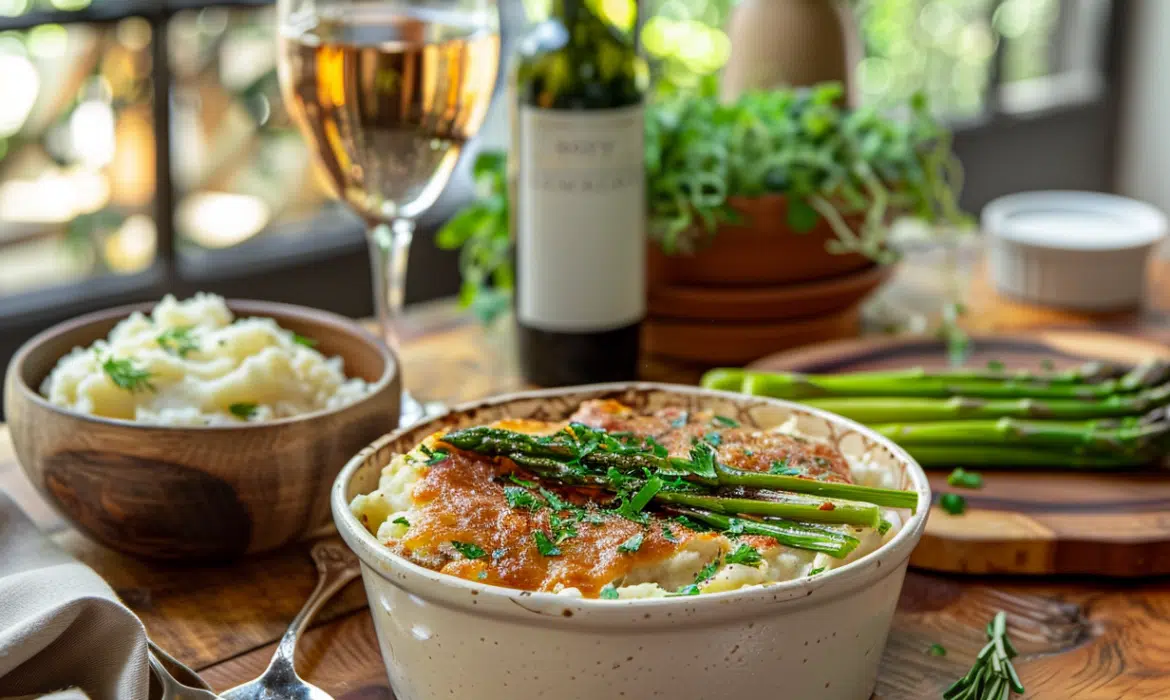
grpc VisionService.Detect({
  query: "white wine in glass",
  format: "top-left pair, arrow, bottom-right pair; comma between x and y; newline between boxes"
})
278,0 -> 500,424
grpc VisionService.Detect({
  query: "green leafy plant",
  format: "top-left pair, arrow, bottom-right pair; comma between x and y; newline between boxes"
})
438,82 -> 969,323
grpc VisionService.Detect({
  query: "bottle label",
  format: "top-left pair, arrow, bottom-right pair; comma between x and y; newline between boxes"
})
516,104 -> 645,332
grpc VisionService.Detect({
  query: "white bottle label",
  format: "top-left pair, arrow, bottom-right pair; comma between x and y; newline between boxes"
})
516,104 -> 646,333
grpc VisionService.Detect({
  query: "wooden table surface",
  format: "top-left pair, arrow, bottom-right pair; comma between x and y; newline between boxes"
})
3,246 -> 1170,699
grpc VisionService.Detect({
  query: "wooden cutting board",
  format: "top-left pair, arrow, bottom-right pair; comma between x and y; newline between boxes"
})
751,329 -> 1170,577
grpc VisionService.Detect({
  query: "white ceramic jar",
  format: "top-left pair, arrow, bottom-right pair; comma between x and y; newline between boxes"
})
983,191 -> 1167,310
333,384 -> 932,700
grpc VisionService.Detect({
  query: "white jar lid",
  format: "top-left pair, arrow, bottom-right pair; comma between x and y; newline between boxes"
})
982,191 -> 1167,310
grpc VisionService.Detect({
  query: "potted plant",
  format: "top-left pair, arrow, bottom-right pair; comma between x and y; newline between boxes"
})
438,81 -> 967,322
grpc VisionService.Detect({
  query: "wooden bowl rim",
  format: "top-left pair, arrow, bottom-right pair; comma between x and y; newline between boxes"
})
8,298 -> 399,432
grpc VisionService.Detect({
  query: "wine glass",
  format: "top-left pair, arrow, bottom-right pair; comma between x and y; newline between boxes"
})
276,0 -> 500,425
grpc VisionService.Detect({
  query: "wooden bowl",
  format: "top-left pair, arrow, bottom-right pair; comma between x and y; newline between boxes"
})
646,195 -> 875,287
3,300 -> 401,560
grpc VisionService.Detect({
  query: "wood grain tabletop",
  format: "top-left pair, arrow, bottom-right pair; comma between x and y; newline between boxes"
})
3,246 -> 1170,699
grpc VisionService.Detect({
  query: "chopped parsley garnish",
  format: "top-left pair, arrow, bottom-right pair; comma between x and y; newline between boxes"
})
450,541 -> 486,559
644,436 -> 668,458
662,526 -> 679,543
725,544 -> 762,567
509,474 -> 538,488
616,532 -> 644,554
533,530 -> 562,556
477,571 -> 488,581
878,519 -> 893,535
504,486 -> 542,511
670,584 -> 701,597
769,459 -> 801,476
156,326 -> 199,358
291,332 -> 318,347
671,411 -> 689,428
229,403 -> 258,419
703,432 -> 723,446
724,518 -> 746,536
947,468 -> 984,489
549,512 -> 579,544
809,566 -> 826,576
712,415 -> 739,427
101,358 -> 155,393
619,476 -> 663,519
392,516 -> 410,527
987,359 -> 1005,371
694,557 -> 721,583
940,493 -> 967,515
927,643 -> 947,657
539,487 -> 572,512
599,584 -> 620,600
686,440 -> 719,480
419,445 -> 450,466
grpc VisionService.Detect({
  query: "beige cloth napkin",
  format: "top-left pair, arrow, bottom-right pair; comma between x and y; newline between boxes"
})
0,490 -> 149,700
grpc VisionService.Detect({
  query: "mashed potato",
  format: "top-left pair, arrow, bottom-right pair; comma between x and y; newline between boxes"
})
352,404 -> 907,600
40,293 -> 370,425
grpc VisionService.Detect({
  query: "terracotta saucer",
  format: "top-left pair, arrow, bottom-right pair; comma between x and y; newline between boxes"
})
647,264 -> 893,322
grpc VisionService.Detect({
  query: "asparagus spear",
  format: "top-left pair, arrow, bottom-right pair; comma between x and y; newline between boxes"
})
870,411 -> 1170,456
798,381 -> 1170,423
702,360 -> 1170,401
441,425 -> 918,510
904,444 -> 1151,469
654,491 -> 882,529
667,507 -> 860,558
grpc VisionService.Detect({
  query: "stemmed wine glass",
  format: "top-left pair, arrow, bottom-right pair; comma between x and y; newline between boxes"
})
276,0 -> 500,425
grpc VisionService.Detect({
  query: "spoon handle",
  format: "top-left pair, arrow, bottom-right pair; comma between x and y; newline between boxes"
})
267,539 -> 362,677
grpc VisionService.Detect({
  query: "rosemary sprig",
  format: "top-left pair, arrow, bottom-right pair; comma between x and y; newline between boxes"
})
943,611 -> 1026,700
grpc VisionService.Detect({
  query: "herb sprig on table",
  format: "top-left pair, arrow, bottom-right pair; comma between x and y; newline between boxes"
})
438,82 -> 969,323
944,611 -> 1026,700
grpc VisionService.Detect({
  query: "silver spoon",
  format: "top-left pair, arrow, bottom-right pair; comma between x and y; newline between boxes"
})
220,539 -> 361,700
149,647 -> 223,700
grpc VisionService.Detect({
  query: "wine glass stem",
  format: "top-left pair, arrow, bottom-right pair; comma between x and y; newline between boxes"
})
368,218 -> 414,353
369,218 -> 428,425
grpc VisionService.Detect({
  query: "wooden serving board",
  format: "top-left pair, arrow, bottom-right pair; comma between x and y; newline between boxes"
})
751,329 -> 1170,577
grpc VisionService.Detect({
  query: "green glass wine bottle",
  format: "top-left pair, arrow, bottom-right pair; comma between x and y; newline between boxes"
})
511,0 -> 647,386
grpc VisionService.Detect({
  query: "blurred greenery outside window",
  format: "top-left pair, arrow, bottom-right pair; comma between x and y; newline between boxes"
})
0,0 -> 1106,302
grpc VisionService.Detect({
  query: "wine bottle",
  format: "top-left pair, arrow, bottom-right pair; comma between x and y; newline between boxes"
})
512,0 -> 646,387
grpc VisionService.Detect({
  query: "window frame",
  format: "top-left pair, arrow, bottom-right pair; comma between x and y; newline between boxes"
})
0,0 -> 1132,391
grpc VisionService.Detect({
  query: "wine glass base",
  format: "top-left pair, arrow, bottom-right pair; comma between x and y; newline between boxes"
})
398,390 -> 446,427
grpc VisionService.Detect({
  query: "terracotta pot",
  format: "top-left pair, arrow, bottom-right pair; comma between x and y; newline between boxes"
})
721,0 -> 863,105
647,195 -> 874,287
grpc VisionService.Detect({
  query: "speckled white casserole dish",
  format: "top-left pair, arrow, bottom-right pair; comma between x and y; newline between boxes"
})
332,383 -> 931,700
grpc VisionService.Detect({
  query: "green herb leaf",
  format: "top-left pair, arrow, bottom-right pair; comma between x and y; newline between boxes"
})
878,519 -> 893,536
533,530 -> 562,557
725,544 -> 763,567
703,432 -> 723,446
724,518 -> 746,536
809,566 -> 826,576
509,474 -> 538,488
600,584 -> 620,600
694,557 -> 722,584
450,541 -> 486,559
156,326 -> 199,358
712,415 -> 739,428
504,486 -> 542,511
101,358 -> 155,393
229,403 -> 258,419
291,333 -> 318,348
947,468 -> 984,489
621,477 -> 663,518
940,493 -> 967,516
421,447 -> 450,466
539,487 -> 573,512
644,436 -> 668,458
686,440 -> 719,480
769,458 -> 800,476
662,526 -> 679,543
670,584 -> 701,597
392,516 -> 410,527
617,533 -> 644,554
927,643 -> 947,657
